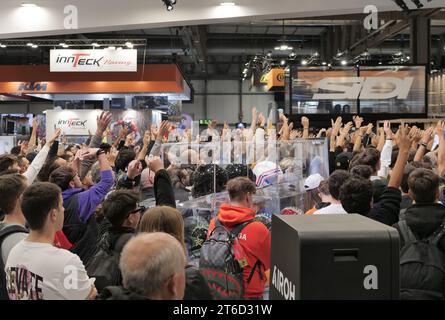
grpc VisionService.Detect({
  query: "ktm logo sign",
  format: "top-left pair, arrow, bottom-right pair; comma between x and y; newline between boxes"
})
313,77 -> 414,100
18,82 -> 48,91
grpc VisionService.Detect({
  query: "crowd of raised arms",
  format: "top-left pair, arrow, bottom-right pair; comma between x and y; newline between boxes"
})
0,106 -> 444,300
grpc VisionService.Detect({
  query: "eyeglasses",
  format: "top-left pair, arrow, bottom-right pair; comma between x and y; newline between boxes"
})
129,205 -> 146,215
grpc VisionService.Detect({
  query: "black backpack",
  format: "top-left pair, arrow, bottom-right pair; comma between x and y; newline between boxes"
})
85,233 -> 132,294
0,225 -> 28,300
398,219 -> 445,300
199,219 -> 261,300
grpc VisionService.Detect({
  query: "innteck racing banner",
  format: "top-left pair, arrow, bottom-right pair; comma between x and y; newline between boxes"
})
50,49 -> 137,72
46,109 -> 102,136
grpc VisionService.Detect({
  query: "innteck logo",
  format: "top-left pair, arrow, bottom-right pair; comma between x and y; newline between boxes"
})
55,52 -> 133,69
271,266 -> 296,300
313,77 -> 414,100
56,53 -> 103,67
58,118 -> 87,128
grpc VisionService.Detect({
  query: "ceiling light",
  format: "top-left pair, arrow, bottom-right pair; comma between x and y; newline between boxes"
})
0,45 -> 6,48
108,46 -> 116,50
301,59 -> 308,66
62,45 -> 69,48
322,62 -> 327,66
341,60 -> 348,66
220,2 -> 236,6
59,43 -> 65,46
378,61 -> 383,65
27,43 -> 33,47
280,60 -> 286,66
116,47 -> 123,51
267,52 -> 272,57
125,42 -> 133,48
21,3 -> 38,7
92,43 -> 100,47
162,0 -> 176,11
31,45 -> 38,48
327,63 -> 332,67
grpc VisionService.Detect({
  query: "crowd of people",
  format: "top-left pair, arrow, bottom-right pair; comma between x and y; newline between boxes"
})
0,107 -> 444,300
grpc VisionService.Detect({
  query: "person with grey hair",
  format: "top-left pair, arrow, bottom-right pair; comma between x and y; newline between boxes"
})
100,232 -> 187,300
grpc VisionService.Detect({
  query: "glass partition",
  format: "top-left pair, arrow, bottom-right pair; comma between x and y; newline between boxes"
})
160,138 -> 329,266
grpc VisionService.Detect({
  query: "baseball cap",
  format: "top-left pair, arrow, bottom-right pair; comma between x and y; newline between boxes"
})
335,152 -> 353,171
304,173 -> 324,191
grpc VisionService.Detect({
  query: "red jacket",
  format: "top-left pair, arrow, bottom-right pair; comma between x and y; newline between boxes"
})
207,204 -> 271,299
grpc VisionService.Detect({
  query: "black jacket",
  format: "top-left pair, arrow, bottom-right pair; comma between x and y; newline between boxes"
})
154,169 -> 176,208
393,203 -> 445,252
184,265 -> 213,300
368,187 -> 402,226
100,286 -> 148,300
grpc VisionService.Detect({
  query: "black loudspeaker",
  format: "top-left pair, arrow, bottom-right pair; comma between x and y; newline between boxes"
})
274,92 -> 285,102
270,214 -> 400,300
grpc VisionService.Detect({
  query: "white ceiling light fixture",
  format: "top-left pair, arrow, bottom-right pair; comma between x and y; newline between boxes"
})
108,46 -> 116,50
341,60 -> 348,66
31,44 -> 38,48
125,42 -> 134,49
301,59 -> 308,66
21,3 -> 38,8
92,43 -> 100,48
116,47 -> 123,51
220,2 -> 236,6
27,43 -> 33,46
322,62 -> 327,66
0,44 -> 6,48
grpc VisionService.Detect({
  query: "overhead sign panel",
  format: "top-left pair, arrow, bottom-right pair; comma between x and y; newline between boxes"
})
50,49 -> 137,72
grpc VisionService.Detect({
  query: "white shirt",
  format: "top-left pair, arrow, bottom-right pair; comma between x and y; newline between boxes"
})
5,240 -> 93,300
314,204 -> 347,215
22,145 -> 50,183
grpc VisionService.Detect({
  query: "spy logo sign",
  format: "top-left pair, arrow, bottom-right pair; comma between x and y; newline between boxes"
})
18,82 -> 48,91
313,77 -> 414,100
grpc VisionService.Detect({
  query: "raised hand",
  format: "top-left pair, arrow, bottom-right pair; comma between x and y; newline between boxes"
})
383,120 -> 393,140
366,123 -> 374,135
421,126 -> 434,144
48,128 -> 62,145
125,132 -> 135,146
143,130 -> 151,146
127,160 -> 142,180
397,124 -> 413,152
301,116 -> 309,129
145,155 -> 164,173
353,115 -> 363,128
96,111 -> 112,135
158,120 -> 170,140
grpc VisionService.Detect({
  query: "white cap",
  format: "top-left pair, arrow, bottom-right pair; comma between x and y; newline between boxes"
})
304,173 -> 324,191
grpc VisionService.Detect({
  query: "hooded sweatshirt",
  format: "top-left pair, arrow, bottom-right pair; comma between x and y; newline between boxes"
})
394,203 -> 445,252
62,170 -> 114,223
207,204 -> 271,299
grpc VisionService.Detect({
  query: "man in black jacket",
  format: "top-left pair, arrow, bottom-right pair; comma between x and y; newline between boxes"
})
88,190 -> 142,293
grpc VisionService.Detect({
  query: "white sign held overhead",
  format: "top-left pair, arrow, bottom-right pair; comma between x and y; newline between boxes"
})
50,49 -> 137,72
46,109 -> 102,137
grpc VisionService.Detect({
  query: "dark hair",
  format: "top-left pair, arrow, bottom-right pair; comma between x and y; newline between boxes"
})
115,148 -> 136,173
390,147 -> 399,168
102,190 -> 140,227
0,168 -> 20,176
225,164 -> 256,182
49,166 -> 76,191
38,156 -> 63,182
340,178 -> 373,216
227,177 -> 256,202
350,148 -> 380,172
350,165 -> 372,180
0,174 -> 27,214
408,168 -> 440,203
26,151 -> 38,163
192,164 -> 228,198
401,164 -> 416,194
10,146 -> 21,156
328,170 -> 351,200
21,182 -> 61,230
0,155 -> 18,173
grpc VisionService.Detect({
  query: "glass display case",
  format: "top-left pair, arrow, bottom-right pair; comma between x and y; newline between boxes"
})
160,138 -> 329,266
